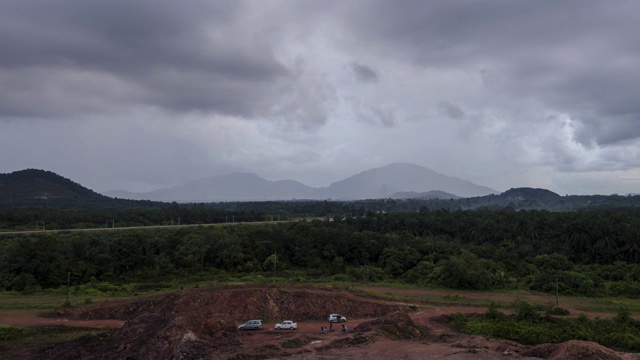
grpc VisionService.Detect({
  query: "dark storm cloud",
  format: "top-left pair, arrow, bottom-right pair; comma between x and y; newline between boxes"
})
338,0 -> 640,147
348,62 -> 378,83
439,102 -> 465,120
0,0 -> 330,123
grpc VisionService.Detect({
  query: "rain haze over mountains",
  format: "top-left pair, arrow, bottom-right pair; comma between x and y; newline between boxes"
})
104,163 -> 496,202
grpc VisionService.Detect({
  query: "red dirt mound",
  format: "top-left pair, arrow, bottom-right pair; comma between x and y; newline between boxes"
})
37,285 -> 410,359
55,286 -> 409,322
354,311 -> 426,340
54,295 -> 167,320
524,340 -> 626,360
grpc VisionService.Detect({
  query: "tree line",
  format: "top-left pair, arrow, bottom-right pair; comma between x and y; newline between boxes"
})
1,208 -> 640,297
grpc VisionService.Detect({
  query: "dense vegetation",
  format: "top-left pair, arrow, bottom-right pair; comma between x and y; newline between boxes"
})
0,203 -> 268,231
451,301 -> 640,352
2,208 -> 640,299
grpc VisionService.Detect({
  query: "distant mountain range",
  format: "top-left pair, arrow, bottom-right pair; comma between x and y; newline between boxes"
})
103,163 -> 497,202
2,167 -> 638,211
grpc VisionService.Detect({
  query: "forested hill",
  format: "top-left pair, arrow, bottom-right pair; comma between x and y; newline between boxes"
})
0,169 -> 163,210
0,169 -> 104,200
499,187 -> 561,201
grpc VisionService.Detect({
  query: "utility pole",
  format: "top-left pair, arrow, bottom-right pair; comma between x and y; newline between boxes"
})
66,271 -> 71,305
556,276 -> 560,307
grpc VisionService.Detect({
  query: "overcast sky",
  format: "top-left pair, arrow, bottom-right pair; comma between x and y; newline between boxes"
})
1,0 -> 639,195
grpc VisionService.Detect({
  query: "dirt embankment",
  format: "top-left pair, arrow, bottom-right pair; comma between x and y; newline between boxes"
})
26,285 -> 640,360
37,286 -> 411,359
55,286 -> 410,322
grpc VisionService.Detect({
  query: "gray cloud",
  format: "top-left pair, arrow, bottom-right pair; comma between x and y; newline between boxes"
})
348,61 -> 378,83
0,0 -> 334,126
348,97 -> 397,127
1,0 -> 640,196
439,102 -> 465,120
337,0 -> 640,147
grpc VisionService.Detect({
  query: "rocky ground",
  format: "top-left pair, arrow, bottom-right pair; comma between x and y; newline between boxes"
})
3,285 -> 640,360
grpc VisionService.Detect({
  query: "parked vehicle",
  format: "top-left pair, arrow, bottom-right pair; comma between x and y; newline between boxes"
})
274,320 -> 297,330
327,314 -> 347,322
238,319 -> 263,330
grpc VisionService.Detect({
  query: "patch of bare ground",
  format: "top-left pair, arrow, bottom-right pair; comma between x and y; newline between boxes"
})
524,340 -> 636,360
5,285 -> 639,360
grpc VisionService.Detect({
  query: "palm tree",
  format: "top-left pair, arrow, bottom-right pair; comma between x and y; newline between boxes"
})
592,224 -> 618,263
621,227 -> 640,263
567,221 -> 592,254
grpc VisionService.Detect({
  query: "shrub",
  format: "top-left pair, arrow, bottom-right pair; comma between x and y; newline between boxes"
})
614,307 -> 632,324
546,306 -> 570,316
608,281 -> 640,298
485,302 -> 504,319
132,282 -> 172,292
450,311 -> 640,352
512,299 -> 540,321
0,325 -> 31,341
92,282 -> 122,294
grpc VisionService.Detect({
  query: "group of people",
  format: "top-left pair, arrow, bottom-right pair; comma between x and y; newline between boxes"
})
321,323 -> 348,333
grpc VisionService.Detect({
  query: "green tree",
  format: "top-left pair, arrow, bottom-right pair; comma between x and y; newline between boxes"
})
436,250 -> 497,290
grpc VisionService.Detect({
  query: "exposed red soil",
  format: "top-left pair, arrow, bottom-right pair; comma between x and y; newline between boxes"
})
3,285 -> 639,360
524,340 -> 630,360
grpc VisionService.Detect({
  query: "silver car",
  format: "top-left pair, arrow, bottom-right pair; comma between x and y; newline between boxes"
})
238,319 -> 263,330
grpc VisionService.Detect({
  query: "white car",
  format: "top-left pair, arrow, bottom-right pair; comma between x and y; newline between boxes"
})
327,314 -> 347,323
275,320 -> 297,330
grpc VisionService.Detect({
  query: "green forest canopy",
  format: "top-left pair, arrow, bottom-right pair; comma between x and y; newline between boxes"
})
2,208 -> 640,298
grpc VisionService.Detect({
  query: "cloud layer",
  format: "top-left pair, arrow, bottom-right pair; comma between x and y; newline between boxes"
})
1,0 -> 639,195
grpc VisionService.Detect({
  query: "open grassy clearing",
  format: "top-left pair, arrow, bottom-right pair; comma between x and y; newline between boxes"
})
0,292 -> 160,311
353,283 -> 640,318
567,296 -> 640,315
0,325 -> 117,360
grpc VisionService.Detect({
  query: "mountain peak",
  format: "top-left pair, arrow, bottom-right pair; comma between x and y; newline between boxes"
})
327,163 -> 496,199
0,168 -> 104,200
